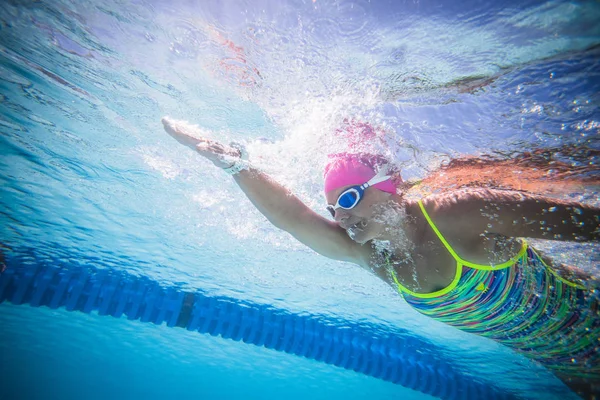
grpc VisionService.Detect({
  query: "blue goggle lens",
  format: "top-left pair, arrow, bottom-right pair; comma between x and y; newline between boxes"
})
338,190 -> 359,208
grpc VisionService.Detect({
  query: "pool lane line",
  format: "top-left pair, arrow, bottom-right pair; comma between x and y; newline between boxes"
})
0,253 -> 518,400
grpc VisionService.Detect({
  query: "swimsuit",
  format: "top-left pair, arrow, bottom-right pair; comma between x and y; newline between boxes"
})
391,201 -> 599,379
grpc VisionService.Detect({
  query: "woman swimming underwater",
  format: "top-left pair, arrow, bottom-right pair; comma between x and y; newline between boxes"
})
161,117 -> 599,399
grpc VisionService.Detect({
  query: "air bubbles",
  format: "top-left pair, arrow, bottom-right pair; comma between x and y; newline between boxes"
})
167,20 -> 207,59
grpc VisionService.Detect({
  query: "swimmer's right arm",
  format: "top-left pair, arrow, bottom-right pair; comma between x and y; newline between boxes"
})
161,117 -> 370,267
232,168 -> 370,264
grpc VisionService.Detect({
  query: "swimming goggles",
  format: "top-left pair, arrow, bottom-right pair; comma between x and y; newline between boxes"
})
326,168 -> 392,217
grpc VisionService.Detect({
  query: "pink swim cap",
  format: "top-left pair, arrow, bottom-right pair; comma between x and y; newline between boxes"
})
323,153 -> 398,194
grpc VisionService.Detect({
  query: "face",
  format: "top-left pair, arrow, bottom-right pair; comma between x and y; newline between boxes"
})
325,185 -> 392,244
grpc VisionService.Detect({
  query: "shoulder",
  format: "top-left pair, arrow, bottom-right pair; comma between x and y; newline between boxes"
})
417,188 -> 527,237
420,188 -> 528,213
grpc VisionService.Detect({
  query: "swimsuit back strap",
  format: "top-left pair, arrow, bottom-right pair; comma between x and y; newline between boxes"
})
418,200 -> 464,264
417,200 -> 527,270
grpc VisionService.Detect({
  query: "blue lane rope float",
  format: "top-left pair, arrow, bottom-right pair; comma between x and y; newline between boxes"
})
0,252 -> 518,400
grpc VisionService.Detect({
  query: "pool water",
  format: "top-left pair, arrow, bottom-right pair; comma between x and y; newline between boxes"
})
0,0 -> 598,399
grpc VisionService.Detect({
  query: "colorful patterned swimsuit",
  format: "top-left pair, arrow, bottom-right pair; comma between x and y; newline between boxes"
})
391,201 -> 599,379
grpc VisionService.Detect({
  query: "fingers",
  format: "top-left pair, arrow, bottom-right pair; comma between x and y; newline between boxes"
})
195,143 -> 238,168
196,141 -> 230,156
195,142 -> 217,154
196,141 -> 243,168
161,116 -> 180,135
161,116 -> 206,150
161,117 -> 241,166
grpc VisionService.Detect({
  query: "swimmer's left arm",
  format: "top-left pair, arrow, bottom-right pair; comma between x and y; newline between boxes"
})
443,189 -> 600,242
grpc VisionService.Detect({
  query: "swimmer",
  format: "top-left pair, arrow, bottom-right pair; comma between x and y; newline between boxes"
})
161,117 -> 600,399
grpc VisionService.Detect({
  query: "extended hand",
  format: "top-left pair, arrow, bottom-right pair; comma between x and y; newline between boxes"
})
161,117 -> 241,168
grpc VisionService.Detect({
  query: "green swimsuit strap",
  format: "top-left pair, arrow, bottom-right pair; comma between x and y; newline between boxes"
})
392,201 -> 530,299
417,200 -> 527,270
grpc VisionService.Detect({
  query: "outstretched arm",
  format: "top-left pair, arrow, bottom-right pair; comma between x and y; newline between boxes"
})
161,117 -> 370,266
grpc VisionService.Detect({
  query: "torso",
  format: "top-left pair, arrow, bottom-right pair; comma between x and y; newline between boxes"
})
373,196 -> 598,380
397,243 -> 598,380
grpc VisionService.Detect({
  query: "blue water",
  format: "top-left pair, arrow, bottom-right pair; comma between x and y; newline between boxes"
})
0,0 -> 599,399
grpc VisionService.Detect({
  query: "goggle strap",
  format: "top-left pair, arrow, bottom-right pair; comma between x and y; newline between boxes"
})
362,172 -> 392,189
